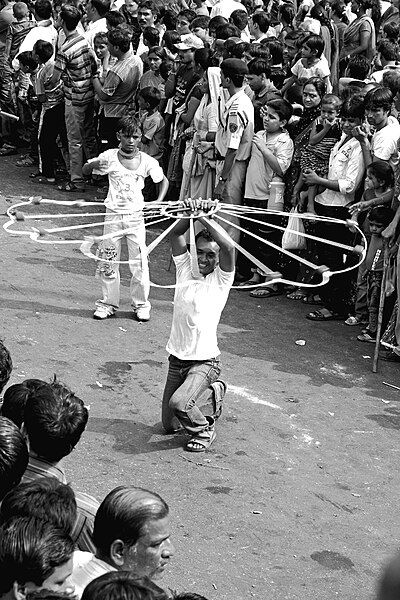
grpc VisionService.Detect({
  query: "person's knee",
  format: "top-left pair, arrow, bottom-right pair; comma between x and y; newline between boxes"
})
169,390 -> 188,415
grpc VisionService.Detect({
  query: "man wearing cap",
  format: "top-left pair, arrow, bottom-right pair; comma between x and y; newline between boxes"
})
212,58 -> 254,242
165,34 -> 204,112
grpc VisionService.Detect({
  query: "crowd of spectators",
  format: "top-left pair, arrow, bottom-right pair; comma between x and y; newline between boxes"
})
0,0 -> 399,355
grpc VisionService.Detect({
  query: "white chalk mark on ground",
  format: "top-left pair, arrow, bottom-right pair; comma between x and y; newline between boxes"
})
229,385 -> 282,410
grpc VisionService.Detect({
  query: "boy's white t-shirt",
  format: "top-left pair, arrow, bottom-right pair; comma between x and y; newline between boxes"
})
92,149 -> 163,213
166,252 -> 234,361
371,116 -> 400,171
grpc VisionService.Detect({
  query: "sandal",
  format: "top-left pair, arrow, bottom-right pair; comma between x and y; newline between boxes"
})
249,287 -> 282,298
57,182 -> 86,192
35,176 -> 56,184
237,278 -> 261,288
302,294 -> 322,305
16,156 -> 36,167
306,308 -> 343,321
287,289 -> 306,300
186,427 -> 216,452
0,145 -> 17,156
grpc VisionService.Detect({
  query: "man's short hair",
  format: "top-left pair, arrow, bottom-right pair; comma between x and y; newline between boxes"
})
143,25 -> 159,45
94,31 -> 108,45
105,10 -> 126,28
267,98 -> 293,123
341,94 -> 365,119
107,24 -> 133,52
93,487 -> 169,556
364,86 -> 393,112
0,340 -> 12,394
178,8 -> 196,22
23,379 -> 89,463
383,20 -> 399,43
247,57 -> 270,77
346,54 -> 370,80
81,572 -> 169,600
33,40 -> 53,62
139,86 -> 161,109
138,1 -> 159,18
60,4 -> 82,30
230,9 -> 248,31
117,114 -> 141,135
1,477 -> 77,536
189,15 -> 210,31
382,70 -> 400,97
1,382 -> 30,428
90,0 -> 110,17
0,517 -> 74,595
195,229 -> 215,244
215,23 -> 240,39
251,11 -> 270,33
34,0 -> 52,19
0,417 -> 28,501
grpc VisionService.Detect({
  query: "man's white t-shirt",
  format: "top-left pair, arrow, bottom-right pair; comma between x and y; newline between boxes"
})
371,116 -> 400,171
166,252 -> 234,360
92,149 -> 163,213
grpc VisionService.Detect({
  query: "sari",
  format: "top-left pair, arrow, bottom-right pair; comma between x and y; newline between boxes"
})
341,15 -> 376,61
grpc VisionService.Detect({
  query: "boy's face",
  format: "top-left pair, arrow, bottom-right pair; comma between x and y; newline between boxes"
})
368,220 -> 385,235
283,39 -> 297,63
94,41 -> 107,59
321,103 -> 339,123
262,106 -> 284,133
341,115 -> 362,136
176,16 -> 191,34
246,72 -> 264,92
365,106 -> 389,129
178,48 -> 194,63
25,558 -> 74,595
117,128 -> 141,153
124,0 -> 138,16
148,54 -> 162,71
191,26 -> 207,41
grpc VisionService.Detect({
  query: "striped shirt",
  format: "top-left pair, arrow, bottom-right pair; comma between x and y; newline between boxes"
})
6,20 -> 36,60
55,31 -> 96,106
35,60 -> 64,111
101,50 -> 142,118
22,455 -> 99,553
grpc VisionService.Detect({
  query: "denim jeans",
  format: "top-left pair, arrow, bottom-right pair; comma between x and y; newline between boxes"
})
65,100 -> 97,185
162,355 -> 221,435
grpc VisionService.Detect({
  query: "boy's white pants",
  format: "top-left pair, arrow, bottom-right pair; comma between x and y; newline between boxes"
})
95,210 -> 151,311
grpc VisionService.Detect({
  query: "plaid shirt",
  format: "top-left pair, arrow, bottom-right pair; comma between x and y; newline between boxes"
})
22,455 -> 98,553
54,31 -> 96,106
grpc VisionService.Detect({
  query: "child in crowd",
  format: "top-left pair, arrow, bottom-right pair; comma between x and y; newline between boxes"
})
4,2 -> 36,62
189,16 -> 211,44
242,99 -> 294,291
293,94 -> 342,213
16,50 -> 39,161
138,86 -> 165,161
82,115 -> 168,322
282,33 -> 332,94
93,31 -> 109,81
33,39 -> 67,184
357,205 -> 394,342
139,46 -> 166,95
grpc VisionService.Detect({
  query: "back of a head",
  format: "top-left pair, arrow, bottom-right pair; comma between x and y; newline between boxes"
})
60,4 -> 82,30
34,0 -> 52,19
0,516 -> 74,596
82,572 -> 169,600
2,382 -> 30,428
108,23 -> 133,52
1,477 -> 77,535
93,487 -> 169,556
252,11 -> 269,33
0,340 -> 12,394
24,379 -> 88,463
378,553 -> 400,600
0,417 -> 28,501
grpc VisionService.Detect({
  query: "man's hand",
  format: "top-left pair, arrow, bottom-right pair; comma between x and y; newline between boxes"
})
197,141 -> 213,154
303,169 -> 321,186
183,198 -> 218,214
351,124 -> 368,143
348,200 -> 369,215
382,221 -> 397,244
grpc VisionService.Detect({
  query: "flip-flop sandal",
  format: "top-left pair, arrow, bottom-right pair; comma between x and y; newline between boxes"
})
249,287 -> 282,298
35,176 -> 56,184
302,294 -> 323,305
306,309 -> 343,321
211,380 -> 227,419
237,279 -> 261,288
57,182 -> 86,192
186,428 -> 216,452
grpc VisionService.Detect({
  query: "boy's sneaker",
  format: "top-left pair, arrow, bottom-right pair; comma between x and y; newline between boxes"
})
135,306 -> 150,322
357,330 -> 376,343
93,305 -> 115,320
345,316 -> 368,326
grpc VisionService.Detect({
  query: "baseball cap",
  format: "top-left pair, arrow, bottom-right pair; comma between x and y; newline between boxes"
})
175,33 -> 204,50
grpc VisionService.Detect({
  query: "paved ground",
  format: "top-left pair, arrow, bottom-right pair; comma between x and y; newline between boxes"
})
1,156 -> 400,600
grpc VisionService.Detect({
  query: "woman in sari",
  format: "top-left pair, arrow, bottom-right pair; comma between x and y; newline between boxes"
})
179,67 -> 224,201
340,0 -> 377,73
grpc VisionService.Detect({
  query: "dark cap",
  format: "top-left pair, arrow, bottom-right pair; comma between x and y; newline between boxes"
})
220,57 -> 249,77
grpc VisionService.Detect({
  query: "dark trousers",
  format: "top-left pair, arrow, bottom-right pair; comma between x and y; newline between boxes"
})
39,103 -> 67,178
314,202 -> 354,315
367,270 -> 383,334
99,114 -> 119,150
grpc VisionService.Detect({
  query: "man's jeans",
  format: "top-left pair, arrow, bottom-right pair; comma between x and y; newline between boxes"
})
65,100 -> 97,185
162,355 -> 221,435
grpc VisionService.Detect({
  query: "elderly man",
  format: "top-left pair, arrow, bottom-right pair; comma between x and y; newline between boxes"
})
71,486 -> 175,597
